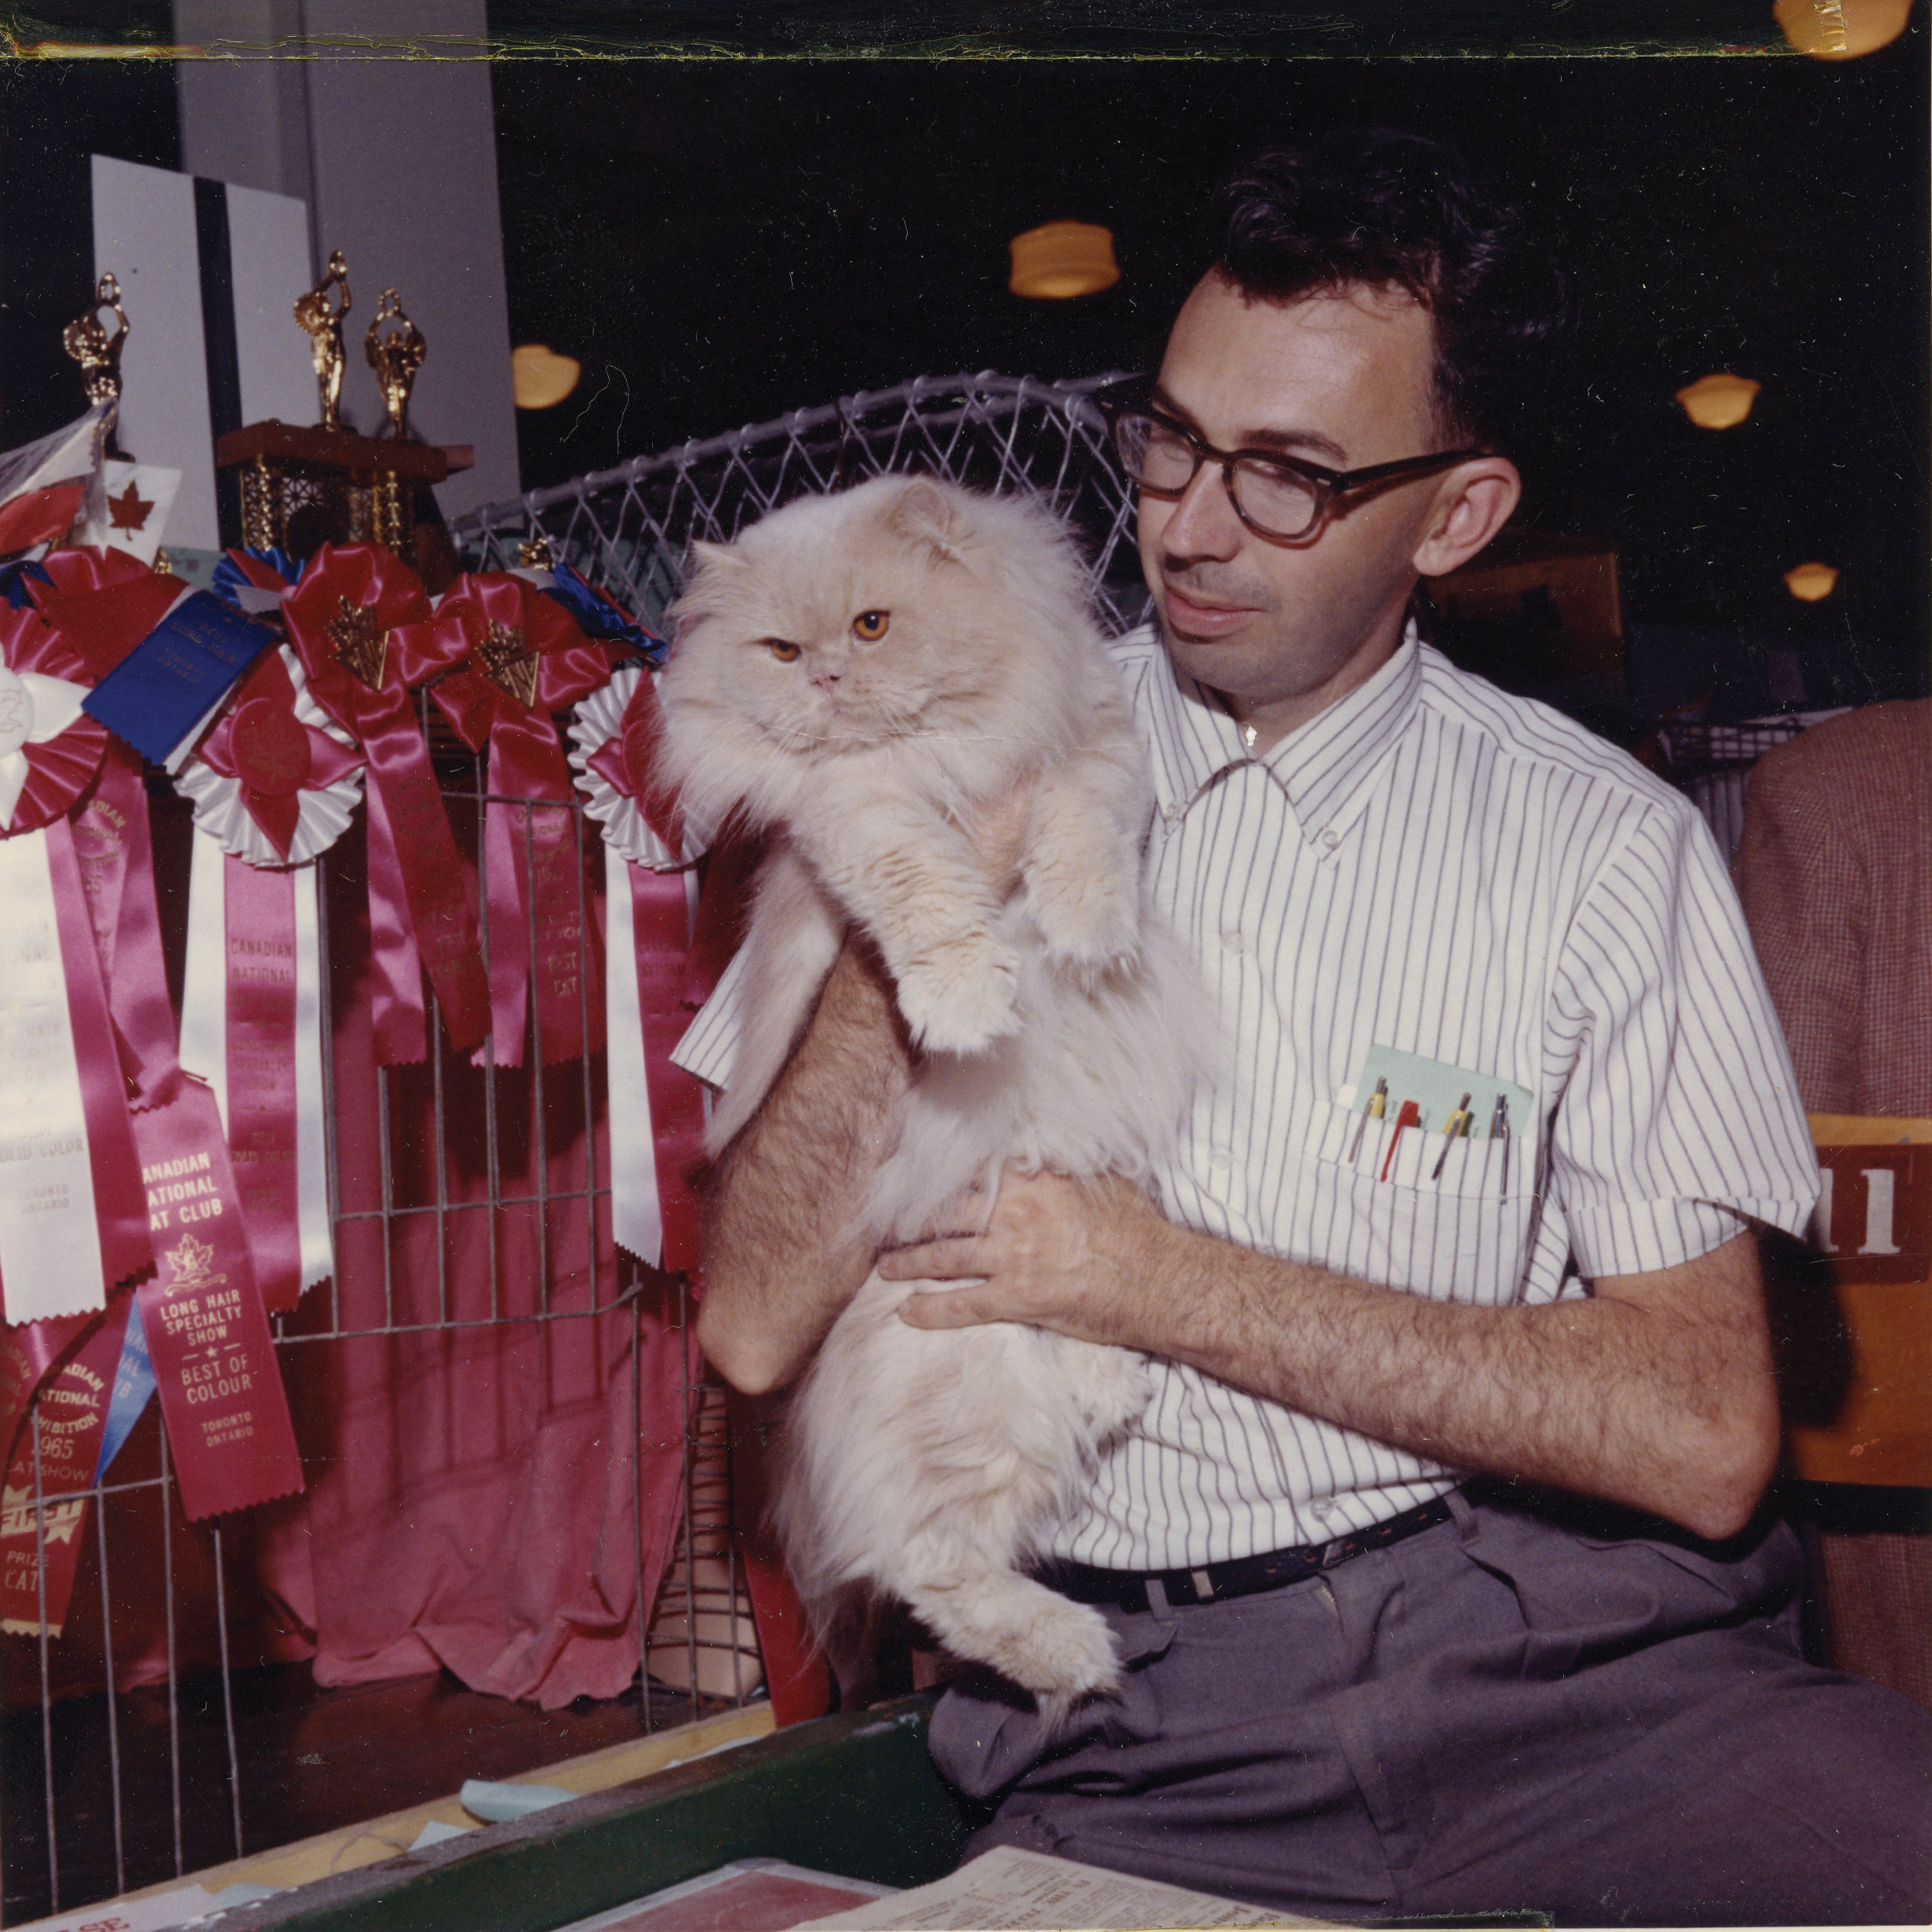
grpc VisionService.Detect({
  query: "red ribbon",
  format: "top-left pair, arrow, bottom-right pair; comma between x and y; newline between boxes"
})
0,1297 -> 129,1638
192,647 -> 363,862
428,573 -> 611,1066
132,1080 -> 304,1522
0,816 -> 155,1327
283,544 -> 490,1061
222,859 -> 303,1314
0,581 -> 112,837
0,482 -> 84,556
29,546 -> 187,681
75,748 -> 180,1113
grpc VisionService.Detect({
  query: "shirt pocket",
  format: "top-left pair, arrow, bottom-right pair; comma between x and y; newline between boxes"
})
1300,1096 -> 1539,1303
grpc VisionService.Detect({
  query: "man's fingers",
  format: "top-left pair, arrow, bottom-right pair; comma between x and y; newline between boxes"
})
898,1288 -> 999,1329
877,1238 -> 990,1281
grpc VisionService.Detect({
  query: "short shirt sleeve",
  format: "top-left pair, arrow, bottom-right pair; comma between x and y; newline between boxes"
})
1548,793 -> 1820,1279
670,943 -> 748,1092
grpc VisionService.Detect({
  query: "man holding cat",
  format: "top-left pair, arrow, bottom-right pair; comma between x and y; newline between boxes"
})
684,129 -> 1931,1923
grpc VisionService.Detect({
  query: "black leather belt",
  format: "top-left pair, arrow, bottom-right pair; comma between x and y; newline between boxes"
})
1037,1493 -> 1458,1616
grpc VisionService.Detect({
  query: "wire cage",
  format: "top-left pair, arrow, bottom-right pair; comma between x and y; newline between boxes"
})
455,372 -> 1148,636
1656,707 -> 1852,861
2,370 -> 1145,1927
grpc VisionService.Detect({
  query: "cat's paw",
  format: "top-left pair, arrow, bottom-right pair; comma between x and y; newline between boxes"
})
1026,863 -> 1142,974
1009,1595 -> 1122,1709
895,934 -> 1020,1055
1086,1349 -> 1155,1440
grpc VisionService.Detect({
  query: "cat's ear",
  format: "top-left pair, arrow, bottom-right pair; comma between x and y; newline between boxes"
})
888,477 -> 971,565
687,539 -> 745,577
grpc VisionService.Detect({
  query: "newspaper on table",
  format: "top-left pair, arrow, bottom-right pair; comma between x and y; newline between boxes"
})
794,1846 -> 1332,1930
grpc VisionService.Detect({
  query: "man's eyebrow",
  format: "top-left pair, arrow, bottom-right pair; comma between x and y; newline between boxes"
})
1150,384 -> 1350,467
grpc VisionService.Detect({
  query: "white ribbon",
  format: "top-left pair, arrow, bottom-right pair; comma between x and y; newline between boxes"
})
603,839 -> 661,1268
0,829 -> 106,1321
0,671 -> 89,830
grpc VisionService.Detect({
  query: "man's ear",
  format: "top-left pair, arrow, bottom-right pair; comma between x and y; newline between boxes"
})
888,476 -> 970,563
1412,457 -> 1522,580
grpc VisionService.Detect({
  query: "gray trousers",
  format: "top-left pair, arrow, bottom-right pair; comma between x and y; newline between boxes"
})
927,1488 -> 1932,1926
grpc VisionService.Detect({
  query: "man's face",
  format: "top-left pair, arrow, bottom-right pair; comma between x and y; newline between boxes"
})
1137,270 -> 1449,735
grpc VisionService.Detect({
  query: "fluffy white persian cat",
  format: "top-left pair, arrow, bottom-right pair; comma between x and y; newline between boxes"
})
659,474 -> 1204,1719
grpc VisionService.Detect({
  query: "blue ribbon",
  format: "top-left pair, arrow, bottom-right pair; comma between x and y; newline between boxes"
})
543,560 -> 666,665
82,589 -> 280,763
211,545 -> 301,611
94,1299 -> 156,1484
0,558 -> 53,610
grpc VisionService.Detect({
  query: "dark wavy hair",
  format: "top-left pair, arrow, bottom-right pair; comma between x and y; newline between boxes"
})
1211,129 -> 1567,457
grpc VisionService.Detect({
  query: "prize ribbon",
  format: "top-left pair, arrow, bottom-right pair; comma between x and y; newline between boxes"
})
283,542 -> 490,1062
426,571 -> 613,1066
569,663 -> 711,1272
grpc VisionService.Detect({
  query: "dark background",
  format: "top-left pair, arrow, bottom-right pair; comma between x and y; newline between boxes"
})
2,24 -> 1926,713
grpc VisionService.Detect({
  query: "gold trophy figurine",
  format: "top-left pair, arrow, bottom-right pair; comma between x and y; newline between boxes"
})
293,250 -> 352,432
63,272 -> 129,404
365,288 -> 426,441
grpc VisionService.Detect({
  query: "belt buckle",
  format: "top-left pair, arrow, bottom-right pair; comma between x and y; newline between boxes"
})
1318,1533 -> 1354,1572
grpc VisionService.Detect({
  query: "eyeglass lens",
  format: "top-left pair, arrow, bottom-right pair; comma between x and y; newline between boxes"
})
1111,410 -> 1322,538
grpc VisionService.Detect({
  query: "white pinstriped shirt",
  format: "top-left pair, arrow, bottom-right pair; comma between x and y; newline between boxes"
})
674,625 -> 1820,1570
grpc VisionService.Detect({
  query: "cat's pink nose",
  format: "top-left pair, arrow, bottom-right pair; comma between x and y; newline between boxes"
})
812,671 -> 841,693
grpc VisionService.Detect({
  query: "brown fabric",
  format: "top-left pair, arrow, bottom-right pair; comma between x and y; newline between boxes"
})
1733,698 -> 1932,1117
1734,699 -> 1932,1708
1814,1529 -> 1932,1711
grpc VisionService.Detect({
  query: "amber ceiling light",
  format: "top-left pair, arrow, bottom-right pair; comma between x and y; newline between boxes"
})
1009,221 -> 1120,300
1675,373 -> 1762,429
1784,561 -> 1840,601
1774,0 -> 1913,57
512,343 -> 581,409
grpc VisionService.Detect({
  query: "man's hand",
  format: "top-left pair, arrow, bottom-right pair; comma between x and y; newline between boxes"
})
882,1169 -> 1171,1348
884,1160 -> 1778,1543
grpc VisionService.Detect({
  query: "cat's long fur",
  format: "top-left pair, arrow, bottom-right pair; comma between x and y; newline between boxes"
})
659,475 -> 1205,1718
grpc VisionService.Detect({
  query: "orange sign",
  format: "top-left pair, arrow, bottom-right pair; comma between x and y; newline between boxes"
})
1785,1117 -> 1932,1489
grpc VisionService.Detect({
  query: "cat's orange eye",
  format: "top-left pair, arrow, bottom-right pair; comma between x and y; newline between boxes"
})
767,640 -> 801,662
852,610 -> 890,643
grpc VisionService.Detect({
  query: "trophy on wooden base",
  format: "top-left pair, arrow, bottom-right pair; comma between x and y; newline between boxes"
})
216,249 -> 470,574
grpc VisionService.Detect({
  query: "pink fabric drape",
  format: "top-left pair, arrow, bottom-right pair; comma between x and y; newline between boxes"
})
6,808 -> 696,1714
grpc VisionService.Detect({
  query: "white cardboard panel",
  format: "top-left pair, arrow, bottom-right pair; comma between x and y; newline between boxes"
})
226,180 -> 318,430
91,155 -> 220,551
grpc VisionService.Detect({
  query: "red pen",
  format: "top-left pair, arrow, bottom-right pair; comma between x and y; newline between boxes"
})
1380,1099 -> 1422,1181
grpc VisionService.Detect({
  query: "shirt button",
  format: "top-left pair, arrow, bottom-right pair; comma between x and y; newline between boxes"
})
1219,925 -> 1245,954
1321,829 -> 1341,851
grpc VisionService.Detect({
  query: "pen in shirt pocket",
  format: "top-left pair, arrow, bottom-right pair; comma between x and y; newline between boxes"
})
1489,1093 -> 1511,1198
1430,1093 -> 1474,1181
1347,1077 -> 1388,1162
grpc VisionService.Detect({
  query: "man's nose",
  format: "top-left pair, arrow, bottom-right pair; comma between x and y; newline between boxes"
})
1158,461 -> 1243,563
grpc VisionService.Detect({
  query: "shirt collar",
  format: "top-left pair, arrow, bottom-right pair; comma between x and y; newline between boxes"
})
1144,618 -> 1425,842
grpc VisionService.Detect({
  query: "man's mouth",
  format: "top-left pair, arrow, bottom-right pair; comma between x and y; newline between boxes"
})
1161,585 -> 1261,639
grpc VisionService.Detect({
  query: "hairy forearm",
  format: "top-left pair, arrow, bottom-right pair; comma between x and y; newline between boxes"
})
696,939 -> 911,1394
1128,1221 -> 1778,1540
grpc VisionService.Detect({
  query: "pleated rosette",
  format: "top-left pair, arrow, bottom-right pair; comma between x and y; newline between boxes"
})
567,662 -> 718,1273
0,565 -> 151,1327
425,572 -> 614,1066
174,597 -> 364,1313
282,543 -> 489,1062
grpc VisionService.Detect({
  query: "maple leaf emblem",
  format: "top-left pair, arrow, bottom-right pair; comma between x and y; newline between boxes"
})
165,1230 -> 219,1288
325,597 -> 389,691
478,620 -> 539,709
108,478 -> 154,533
